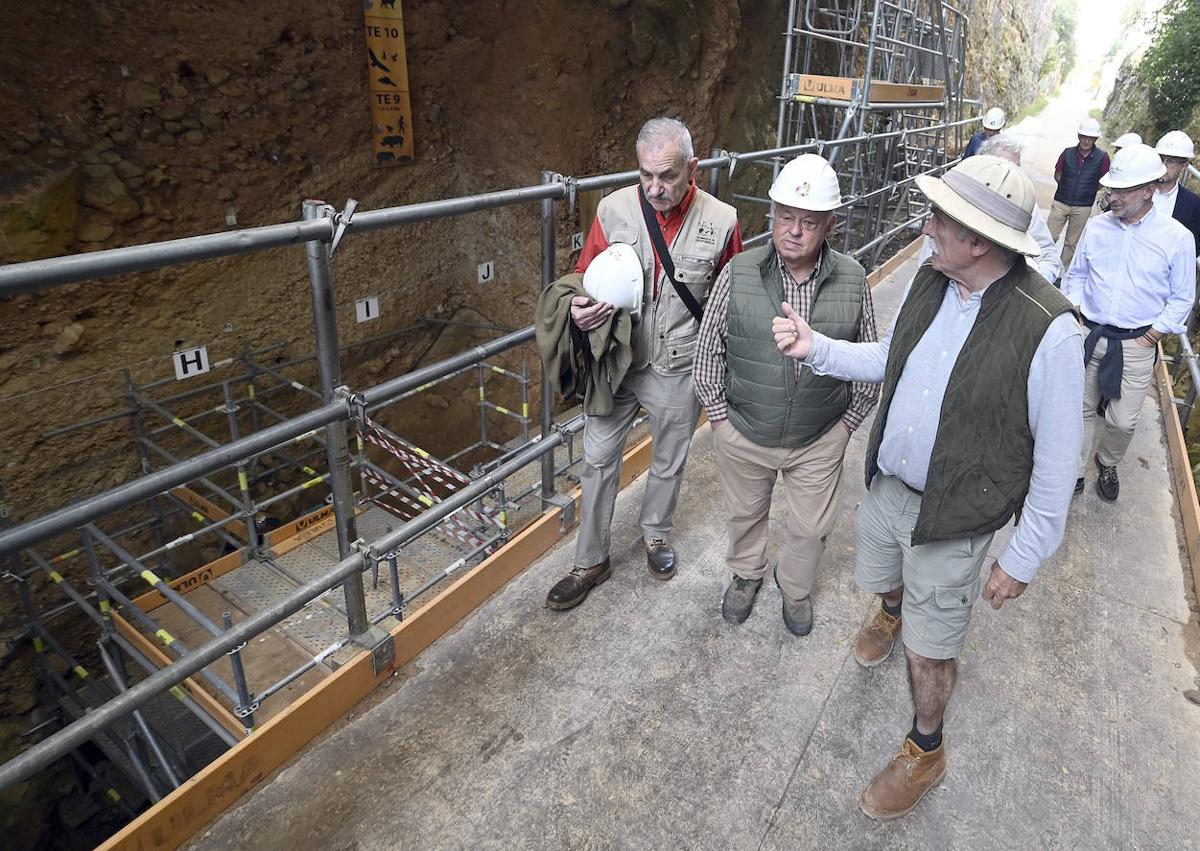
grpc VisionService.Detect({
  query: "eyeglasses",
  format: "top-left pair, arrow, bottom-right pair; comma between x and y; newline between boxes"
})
774,210 -> 828,231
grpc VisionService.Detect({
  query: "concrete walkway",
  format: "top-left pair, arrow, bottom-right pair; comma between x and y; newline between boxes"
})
190,235 -> 1200,848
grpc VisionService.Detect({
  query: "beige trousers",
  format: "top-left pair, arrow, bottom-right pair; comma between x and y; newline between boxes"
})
711,419 -> 850,601
1080,335 -> 1158,472
1047,200 -> 1095,270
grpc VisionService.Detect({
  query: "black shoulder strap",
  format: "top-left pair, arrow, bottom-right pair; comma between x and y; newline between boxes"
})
637,186 -> 704,322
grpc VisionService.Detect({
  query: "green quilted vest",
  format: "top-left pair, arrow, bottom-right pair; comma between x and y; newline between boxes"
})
726,244 -> 865,448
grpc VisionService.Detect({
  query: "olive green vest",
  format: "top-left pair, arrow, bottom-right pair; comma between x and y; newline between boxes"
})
726,244 -> 865,448
864,260 -> 1074,544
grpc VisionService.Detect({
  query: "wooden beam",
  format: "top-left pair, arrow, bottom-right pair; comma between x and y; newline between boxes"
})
98,433 -> 657,851
866,237 -> 921,289
132,548 -> 246,613
1156,355 -> 1200,594
112,613 -> 245,741
792,74 -> 943,104
171,486 -> 248,540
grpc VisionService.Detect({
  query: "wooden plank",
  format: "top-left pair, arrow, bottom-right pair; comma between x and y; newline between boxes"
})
866,236 -> 921,289
171,486 -> 248,540
133,548 -> 247,613
793,75 -> 943,104
112,613 -> 246,741
1156,356 -> 1200,593
98,432 -> 658,851
867,80 -> 945,103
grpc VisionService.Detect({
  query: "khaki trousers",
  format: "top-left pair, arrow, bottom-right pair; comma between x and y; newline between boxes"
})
1047,200 -> 1095,270
711,419 -> 851,601
1080,335 -> 1158,472
575,366 -> 700,568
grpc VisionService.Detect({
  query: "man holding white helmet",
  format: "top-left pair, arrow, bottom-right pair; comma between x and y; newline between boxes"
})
693,154 -> 877,636
1048,117 -> 1110,269
1153,130 -> 1200,248
545,116 -> 742,611
772,154 -> 1083,819
963,107 -> 1005,158
1063,142 -> 1196,501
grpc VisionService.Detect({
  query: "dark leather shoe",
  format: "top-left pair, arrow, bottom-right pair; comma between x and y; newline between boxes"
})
545,559 -> 611,610
645,538 -> 676,580
774,564 -> 813,636
721,575 -> 763,624
1095,454 -> 1119,502
1073,476 -> 1085,496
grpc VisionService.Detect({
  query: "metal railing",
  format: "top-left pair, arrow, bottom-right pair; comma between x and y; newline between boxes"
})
0,111 -> 975,792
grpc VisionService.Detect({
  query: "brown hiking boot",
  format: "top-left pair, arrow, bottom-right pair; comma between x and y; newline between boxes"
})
859,737 -> 947,820
854,602 -> 902,668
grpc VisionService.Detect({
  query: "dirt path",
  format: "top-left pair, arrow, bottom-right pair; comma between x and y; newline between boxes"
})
1006,82 -> 1107,210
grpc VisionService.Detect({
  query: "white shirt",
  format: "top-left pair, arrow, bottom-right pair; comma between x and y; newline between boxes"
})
1062,205 -> 1196,333
1154,182 -> 1180,218
806,275 -> 1084,583
916,207 -> 1061,284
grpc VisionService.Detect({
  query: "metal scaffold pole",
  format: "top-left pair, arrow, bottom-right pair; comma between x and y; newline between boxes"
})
539,171 -> 558,508
301,199 -> 371,640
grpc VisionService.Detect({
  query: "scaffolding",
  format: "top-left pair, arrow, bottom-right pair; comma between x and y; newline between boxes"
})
734,0 -> 976,268
0,5 -> 985,839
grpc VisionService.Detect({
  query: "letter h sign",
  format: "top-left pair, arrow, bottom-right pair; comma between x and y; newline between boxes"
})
173,345 -> 211,381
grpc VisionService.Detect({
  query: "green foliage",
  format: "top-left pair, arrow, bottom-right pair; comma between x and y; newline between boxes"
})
1051,0 -> 1078,78
1141,0 -> 1200,136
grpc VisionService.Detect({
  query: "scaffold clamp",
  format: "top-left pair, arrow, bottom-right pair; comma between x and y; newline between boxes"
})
338,386 -> 369,435
329,198 -> 359,258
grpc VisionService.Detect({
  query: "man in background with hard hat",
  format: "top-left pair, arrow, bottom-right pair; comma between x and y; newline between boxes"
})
1048,118 -> 1110,269
1064,142 -> 1196,502
772,154 -> 1083,819
545,116 -> 743,611
962,107 -> 1005,158
1153,130 -> 1200,249
693,154 -> 877,636
1098,133 -> 1143,213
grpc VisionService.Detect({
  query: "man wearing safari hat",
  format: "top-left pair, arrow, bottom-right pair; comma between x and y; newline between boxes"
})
693,154 -> 878,636
771,155 -> 1084,818
544,116 -> 742,611
1064,142 -> 1196,502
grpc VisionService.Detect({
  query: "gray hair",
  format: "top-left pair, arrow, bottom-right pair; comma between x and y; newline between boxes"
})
978,133 -> 1023,165
636,117 -> 694,161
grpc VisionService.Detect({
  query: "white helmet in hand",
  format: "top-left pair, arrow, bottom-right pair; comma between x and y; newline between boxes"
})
582,243 -> 643,316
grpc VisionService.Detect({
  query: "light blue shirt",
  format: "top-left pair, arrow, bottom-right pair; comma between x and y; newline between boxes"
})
1062,205 -> 1196,334
806,274 -> 1084,582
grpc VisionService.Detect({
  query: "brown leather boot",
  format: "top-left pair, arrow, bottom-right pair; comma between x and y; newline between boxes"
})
545,559 -> 611,610
854,602 -> 902,668
859,737 -> 947,820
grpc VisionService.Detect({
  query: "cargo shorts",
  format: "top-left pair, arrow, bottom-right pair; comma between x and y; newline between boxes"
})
855,474 -> 993,660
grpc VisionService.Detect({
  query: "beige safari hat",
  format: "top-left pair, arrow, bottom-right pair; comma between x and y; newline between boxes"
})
915,155 -> 1040,256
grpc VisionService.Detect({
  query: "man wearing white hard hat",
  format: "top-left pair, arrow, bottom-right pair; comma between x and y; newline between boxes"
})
1153,130 -> 1200,248
962,107 -> 1005,159
1063,143 -> 1197,502
545,116 -> 743,611
772,155 -> 1083,819
1048,117 -> 1110,269
693,154 -> 877,636
1097,133 -> 1143,213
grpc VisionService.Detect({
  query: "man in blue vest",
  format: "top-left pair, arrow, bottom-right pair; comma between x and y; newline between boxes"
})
771,155 -> 1084,819
1048,118 -> 1110,269
693,154 -> 878,636
962,107 -> 1005,159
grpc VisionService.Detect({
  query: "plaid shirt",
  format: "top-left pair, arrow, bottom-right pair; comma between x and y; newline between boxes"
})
694,251 -> 880,431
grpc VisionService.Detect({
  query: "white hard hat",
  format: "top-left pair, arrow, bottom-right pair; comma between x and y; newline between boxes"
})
982,107 -> 1006,130
1078,118 -> 1102,138
769,154 -> 842,211
582,243 -> 642,316
1100,143 -> 1167,189
916,155 -> 1039,256
1156,130 -> 1195,159
1112,132 -> 1142,150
